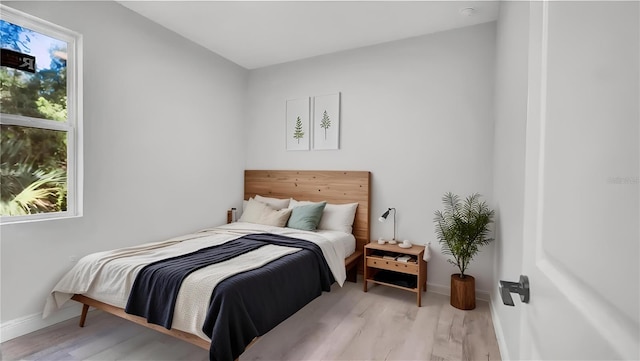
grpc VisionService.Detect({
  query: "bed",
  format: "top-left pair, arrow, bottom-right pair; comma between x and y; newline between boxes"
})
43,170 -> 371,361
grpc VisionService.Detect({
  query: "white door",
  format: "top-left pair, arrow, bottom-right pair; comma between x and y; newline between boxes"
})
519,1 -> 639,359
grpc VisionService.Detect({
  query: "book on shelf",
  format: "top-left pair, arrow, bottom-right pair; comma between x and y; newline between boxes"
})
382,255 -> 397,260
397,255 -> 418,263
396,255 -> 411,262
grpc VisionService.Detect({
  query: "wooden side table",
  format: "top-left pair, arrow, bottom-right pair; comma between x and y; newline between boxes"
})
363,241 -> 427,306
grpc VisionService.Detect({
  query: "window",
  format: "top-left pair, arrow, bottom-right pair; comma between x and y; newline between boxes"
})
0,5 -> 82,223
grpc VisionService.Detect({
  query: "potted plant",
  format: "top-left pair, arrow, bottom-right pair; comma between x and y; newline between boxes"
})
434,192 -> 494,310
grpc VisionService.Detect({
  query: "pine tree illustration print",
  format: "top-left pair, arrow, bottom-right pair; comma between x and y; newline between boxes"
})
320,110 -> 331,140
293,116 -> 304,144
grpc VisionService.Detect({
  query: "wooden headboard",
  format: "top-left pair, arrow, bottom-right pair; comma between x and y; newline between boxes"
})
244,170 -> 371,258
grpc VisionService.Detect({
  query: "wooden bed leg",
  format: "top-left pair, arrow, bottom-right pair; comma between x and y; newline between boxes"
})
79,304 -> 89,327
344,250 -> 363,283
346,265 -> 357,283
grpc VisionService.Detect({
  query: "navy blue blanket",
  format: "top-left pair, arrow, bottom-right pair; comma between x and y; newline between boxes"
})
125,236 -> 268,328
125,233 -> 333,361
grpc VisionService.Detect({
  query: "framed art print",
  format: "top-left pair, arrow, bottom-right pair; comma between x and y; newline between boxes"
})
313,93 -> 340,150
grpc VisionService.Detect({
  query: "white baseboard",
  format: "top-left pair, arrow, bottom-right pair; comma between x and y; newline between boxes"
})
489,294 -> 511,361
426,282 -> 491,302
0,304 -> 83,343
426,282 -> 450,297
476,289 -> 490,302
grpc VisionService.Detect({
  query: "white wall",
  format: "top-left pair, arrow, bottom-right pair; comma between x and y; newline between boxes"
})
490,2 -> 530,360
245,23 -> 497,296
0,1 -> 248,337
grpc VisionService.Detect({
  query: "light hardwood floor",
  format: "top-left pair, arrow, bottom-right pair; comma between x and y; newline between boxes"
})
1,280 -> 501,361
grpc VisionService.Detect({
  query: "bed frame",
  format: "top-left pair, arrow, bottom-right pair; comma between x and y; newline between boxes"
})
71,170 -> 371,356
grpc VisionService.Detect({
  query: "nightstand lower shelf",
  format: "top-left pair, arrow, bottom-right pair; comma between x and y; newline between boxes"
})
365,278 -> 423,293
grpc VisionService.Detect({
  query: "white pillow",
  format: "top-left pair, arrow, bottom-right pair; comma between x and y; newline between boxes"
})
237,199 -> 249,219
239,198 -> 292,227
254,195 -> 290,210
288,198 -> 314,208
289,199 -> 358,234
318,203 -> 358,233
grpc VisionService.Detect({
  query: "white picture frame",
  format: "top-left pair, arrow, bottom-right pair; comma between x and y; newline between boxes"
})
313,93 -> 340,150
286,97 -> 310,151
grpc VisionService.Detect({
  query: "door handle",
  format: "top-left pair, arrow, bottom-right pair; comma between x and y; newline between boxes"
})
499,275 -> 530,306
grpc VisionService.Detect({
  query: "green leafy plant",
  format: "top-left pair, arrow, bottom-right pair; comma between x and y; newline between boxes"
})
434,192 -> 495,278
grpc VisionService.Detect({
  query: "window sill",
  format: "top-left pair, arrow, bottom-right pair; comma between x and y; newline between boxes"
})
1,213 -> 82,225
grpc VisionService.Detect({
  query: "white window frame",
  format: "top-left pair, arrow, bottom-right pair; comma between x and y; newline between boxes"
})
0,5 -> 83,224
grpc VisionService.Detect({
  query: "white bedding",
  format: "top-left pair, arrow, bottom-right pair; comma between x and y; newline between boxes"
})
316,229 -> 356,257
43,222 -> 354,341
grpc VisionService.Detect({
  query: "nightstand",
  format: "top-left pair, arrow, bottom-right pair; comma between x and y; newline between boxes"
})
363,241 -> 427,306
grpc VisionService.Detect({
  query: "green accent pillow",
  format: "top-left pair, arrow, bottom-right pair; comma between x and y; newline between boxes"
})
287,202 -> 327,231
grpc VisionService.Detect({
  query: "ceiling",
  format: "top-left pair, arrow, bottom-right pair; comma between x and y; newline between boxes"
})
118,1 -> 500,70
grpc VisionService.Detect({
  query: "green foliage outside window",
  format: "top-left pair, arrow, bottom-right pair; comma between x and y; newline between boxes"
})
0,20 -> 69,216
